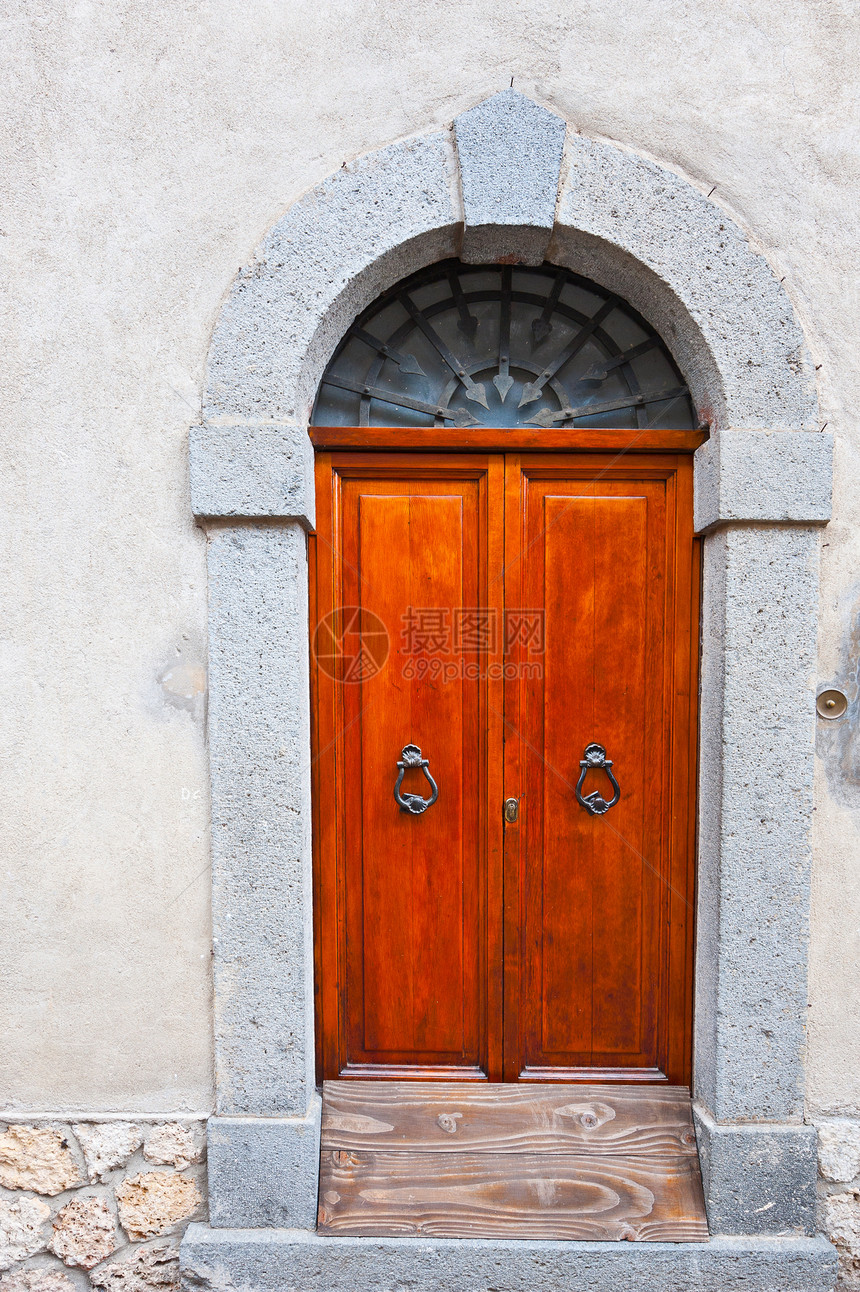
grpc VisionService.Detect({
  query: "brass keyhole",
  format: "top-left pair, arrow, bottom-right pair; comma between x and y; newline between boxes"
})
504,797 -> 519,824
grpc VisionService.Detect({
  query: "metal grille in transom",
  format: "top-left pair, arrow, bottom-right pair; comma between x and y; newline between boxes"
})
312,261 -> 695,430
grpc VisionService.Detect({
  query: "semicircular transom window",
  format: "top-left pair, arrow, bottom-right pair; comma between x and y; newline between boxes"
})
312,260 -> 695,430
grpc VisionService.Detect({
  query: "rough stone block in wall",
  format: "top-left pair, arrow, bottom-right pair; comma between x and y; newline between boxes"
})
0,1271 -> 77,1292
0,1130 -> 81,1196
0,1199 -> 51,1270
0,1122 -> 205,1292
115,1175 -> 202,1243
73,1127 -> 143,1186
820,1122 -> 860,1185
90,1244 -> 180,1292
50,1197 -> 117,1270
817,1118 -> 860,1288
141,1127 -> 202,1173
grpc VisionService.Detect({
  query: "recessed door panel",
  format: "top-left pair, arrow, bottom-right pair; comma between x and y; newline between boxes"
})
540,493 -> 651,1063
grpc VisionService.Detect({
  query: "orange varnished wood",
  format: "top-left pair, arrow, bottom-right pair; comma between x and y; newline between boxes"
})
310,425 -> 707,454
312,454 -> 504,1080
502,455 -> 697,1085
311,447 -> 698,1086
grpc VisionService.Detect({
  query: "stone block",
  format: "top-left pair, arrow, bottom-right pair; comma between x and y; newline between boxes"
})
694,430 -> 832,532
207,523 -> 315,1117
144,1126 -> 203,1173
204,133 -> 460,423
694,1107 -> 818,1235
822,1190 -> 860,1288
117,1173 -> 203,1242
189,424 -> 315,528
206,1101 -> 321,1229
695,525 -> 819,1123
91,1243 -> 180,1292
50,1195 -> 118,1269
0,1127 -> 81,1196
454,90 -> 566,265
0,1198 -> 51,1271
73,1124 -> 143,1184
818,1120 -> 860,1183
0,1271 -> 76,1292
180,1225 -> 838,1292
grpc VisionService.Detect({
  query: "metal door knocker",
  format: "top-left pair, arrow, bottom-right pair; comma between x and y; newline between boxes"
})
394,744 -> 439,815
575,743 -> 621,816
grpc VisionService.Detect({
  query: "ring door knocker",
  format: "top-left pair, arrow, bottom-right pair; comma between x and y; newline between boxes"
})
575,743 -> 621,817
394,744 -> 439,816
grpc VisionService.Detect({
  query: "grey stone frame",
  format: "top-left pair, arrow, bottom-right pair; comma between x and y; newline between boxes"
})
182,93 -> 836,1290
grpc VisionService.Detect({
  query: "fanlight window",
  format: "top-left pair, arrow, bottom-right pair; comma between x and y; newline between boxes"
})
312,260 -> 695,430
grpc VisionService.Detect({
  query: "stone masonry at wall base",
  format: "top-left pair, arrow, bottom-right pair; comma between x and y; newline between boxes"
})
818,1120 -> 860,1289
0,1117 -> 857,1286
0,1123 -> 207,1292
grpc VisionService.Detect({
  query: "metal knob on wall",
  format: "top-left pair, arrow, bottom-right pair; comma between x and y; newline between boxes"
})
817,688 -> 848,719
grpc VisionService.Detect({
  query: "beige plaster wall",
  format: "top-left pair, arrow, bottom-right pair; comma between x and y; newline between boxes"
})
1,0 -> 858,1115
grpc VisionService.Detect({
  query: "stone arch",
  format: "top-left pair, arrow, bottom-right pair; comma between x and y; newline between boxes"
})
202,89 -> 816,431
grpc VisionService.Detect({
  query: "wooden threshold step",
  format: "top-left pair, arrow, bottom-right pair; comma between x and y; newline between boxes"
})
318,1080 -> 709,1243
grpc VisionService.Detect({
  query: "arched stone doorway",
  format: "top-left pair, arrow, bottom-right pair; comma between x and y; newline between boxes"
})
183,90 -> 834,1289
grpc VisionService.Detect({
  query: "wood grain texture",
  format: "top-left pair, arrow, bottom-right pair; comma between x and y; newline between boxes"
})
312,455 -> 505,1080
318,1148 -> 708,1240
322,1080 -> 699,1156
526,481 -> 660,1073
318,1149 -> 708,1241
318,1082 -> 708,1240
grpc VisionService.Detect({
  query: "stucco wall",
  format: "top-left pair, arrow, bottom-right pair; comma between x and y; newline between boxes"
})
1,0 -> 858,1130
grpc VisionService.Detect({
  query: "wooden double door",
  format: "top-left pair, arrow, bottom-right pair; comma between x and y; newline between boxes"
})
311,447 -> 698,1087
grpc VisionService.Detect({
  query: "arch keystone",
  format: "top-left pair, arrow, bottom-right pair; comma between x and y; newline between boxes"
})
454,90 -> 566,266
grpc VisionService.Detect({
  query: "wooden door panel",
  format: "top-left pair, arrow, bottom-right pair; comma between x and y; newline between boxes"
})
504,457 -> 695,1085
343,482 -> 477,1069
529,485 -> 662,1073
313,455 -> 504,1080
540,494 -> 652,1064
347,489 -> 472,1061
